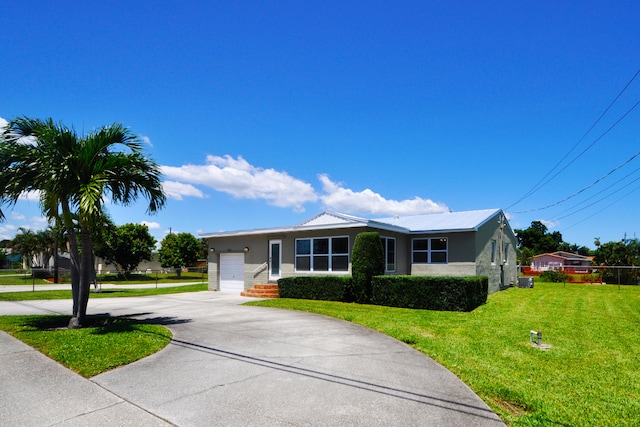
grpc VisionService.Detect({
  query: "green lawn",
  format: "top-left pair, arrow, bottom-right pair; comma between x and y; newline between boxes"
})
0,315 -> 171,377
247,282 -> 640,426
0,271 -> 208,286
0,283 -> 208,301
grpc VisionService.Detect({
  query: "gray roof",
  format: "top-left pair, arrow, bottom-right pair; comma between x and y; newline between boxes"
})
200,208 -> 504,238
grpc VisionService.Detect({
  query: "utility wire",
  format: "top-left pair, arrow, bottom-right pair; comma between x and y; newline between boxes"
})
552,165 -> 640,217
506,68 -> 640,210
556,174 -> 640,220
511,148 -> 640,214
561,183 -> 640,231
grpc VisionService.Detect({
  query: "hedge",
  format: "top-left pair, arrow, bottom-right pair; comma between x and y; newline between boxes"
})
371,275 -> 488,311
278,276 -> 350,301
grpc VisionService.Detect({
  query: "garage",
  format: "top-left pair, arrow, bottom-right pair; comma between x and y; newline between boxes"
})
219,253 -> 245,292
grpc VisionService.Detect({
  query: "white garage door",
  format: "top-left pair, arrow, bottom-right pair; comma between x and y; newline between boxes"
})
220,253 -> 245,292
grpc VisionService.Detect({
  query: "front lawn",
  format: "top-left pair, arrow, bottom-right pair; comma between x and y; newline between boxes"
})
247,282 -> 640,426
0,315 -> 171,377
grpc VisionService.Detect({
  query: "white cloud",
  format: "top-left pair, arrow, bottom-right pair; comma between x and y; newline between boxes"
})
318,174 -> 449,216
538,219 -> 560,229
11,212 -> 26,221
19,191 -> 41,202
161,155 -> 318,211
0,117 -> 7,131
0,224 -> 17,241
141,221 -> 161,230
140,135 -> 152,147
162,181 -> 206,200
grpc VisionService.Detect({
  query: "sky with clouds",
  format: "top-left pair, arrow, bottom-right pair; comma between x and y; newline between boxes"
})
1,1 -> 640,248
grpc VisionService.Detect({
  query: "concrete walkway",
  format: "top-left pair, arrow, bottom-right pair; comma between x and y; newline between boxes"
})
0,292 -> 505,426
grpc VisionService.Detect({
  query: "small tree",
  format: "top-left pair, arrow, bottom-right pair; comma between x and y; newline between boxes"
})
158,232 -> 201,277
95,223 -> 156,278
350,232 -> 385,304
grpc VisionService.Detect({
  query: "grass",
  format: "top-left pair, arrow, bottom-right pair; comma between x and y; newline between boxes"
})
0,271 -> 208,286
0,314 -> 172,377
246,282 -> 640,426
0,283 -> 208,301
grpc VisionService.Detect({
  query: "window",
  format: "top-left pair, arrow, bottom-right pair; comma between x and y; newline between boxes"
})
412,237 -> 448,264
380,237 -> 396,272
490,240 -> 496,264
503,243 -> 509,265
295,236 -> 349,272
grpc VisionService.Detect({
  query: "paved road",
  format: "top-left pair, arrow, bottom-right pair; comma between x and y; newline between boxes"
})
0,292 -> 505,426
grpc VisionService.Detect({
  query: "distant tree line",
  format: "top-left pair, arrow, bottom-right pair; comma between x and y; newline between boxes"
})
516,221 -> 640,273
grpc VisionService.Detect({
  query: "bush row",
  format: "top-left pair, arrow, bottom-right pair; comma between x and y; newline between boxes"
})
278,276 -> 350,301
371,275 -> 488,311
278,275 -> 488,312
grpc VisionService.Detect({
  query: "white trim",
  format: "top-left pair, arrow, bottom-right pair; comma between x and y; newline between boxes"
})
269,240 -> 282,281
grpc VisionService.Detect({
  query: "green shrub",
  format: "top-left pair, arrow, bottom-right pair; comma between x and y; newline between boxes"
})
371,275 -> 488,311
349,232 -> 385,303
539,270 -> 569,283
278,276 -> 350,301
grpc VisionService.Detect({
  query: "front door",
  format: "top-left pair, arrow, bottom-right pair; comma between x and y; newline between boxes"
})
269,240 -> 281,281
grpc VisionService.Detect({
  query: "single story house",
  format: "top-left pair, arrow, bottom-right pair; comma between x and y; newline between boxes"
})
530,251 -> 593,273
200,208 -> 517,294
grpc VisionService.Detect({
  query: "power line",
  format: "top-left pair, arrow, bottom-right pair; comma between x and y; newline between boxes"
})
511,148 -> 640,214
561,183 -> 640,231
506,68 -> 640,210
552,165 -> 640,217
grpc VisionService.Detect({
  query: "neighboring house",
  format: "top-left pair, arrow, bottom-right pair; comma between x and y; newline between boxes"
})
200,208 -> 517,294
530,251 -> 593,273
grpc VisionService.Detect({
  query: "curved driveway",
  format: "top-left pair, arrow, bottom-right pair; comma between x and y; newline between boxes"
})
0,292 -> 504,426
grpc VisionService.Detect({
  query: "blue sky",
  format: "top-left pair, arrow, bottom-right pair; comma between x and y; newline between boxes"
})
1,1 -> 639,249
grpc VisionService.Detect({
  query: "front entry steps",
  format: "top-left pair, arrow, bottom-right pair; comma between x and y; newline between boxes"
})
241,283 -> 279,298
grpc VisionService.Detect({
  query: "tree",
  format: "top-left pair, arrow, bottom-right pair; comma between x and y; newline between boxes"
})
10,227 -> 39,268
349,232 -> 385,304
94,223 -> 156,278
158,232 -> 201,277
0,117 -> 165,327
515,221 -> 564,256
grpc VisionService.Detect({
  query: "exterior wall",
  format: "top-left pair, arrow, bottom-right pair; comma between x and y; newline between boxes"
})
207,227 -> 375,291
409,231 -> 477,277
474,214 -> 518,293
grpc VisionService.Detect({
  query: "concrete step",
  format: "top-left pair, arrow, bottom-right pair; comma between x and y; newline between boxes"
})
241,284 -> 279,298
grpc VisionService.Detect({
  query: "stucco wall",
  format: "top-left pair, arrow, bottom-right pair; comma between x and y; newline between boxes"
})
475,214 -> 518,293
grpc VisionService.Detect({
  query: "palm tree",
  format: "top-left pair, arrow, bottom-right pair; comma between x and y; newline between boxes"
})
0,117 -> 166,326
11,227 -> 39,269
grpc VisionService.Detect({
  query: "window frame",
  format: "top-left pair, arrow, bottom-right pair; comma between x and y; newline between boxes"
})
295,236 -> 350,272
380,236 -> 396,273
411,237 -> 448,264
490,240 -> 497,265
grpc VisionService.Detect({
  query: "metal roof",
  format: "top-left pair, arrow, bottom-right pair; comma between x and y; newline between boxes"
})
200,208 -> 504,238
373,208 -> 502,233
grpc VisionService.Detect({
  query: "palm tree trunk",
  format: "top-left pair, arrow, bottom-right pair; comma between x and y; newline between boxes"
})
61,200 -> 82,328
76,224 -> 93,326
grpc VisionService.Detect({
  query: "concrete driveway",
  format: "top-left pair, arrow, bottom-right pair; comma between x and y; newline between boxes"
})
0,292 -> 505,426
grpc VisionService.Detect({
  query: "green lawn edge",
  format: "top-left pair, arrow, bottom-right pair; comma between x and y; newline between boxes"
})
0,314 -> 172,377
0,283 -> 208,301
245,282 -> 640,427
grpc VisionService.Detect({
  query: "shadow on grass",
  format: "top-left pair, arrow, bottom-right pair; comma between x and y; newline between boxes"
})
19,313 -> 192,334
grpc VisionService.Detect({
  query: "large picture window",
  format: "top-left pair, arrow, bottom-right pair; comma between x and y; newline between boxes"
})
380,237 -> 396,272
412,237 -> 448,264
295,236 -> 349,272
